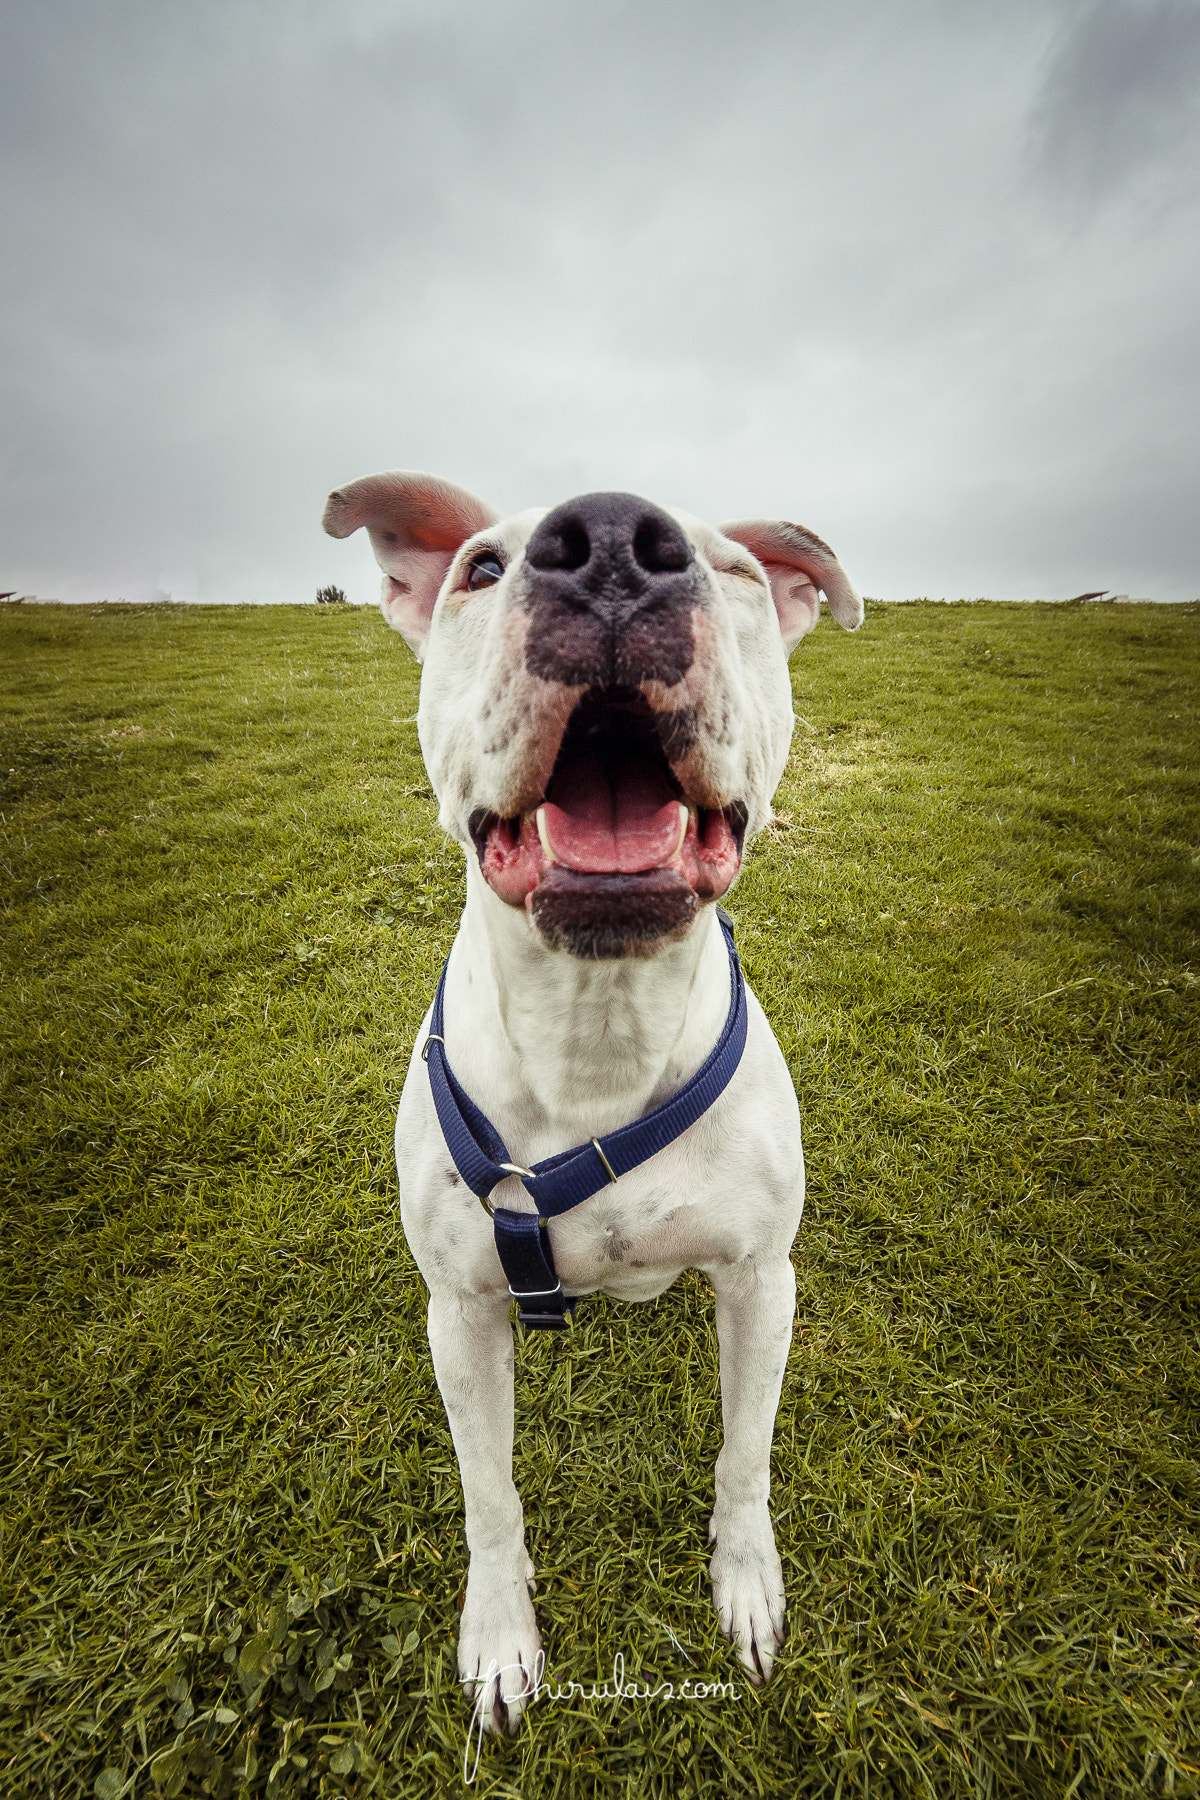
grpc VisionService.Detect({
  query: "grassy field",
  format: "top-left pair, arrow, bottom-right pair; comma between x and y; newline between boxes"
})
1,597 -> 1198,1800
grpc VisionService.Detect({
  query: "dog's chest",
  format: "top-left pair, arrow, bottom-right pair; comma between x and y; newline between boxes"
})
530,1140 -> 768,1301
409,919 -> 805,1305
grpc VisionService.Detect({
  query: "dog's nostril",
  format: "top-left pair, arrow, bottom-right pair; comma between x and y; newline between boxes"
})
558,519 -> 590,570
632,514 -> 690,575
528,515 -> 590,573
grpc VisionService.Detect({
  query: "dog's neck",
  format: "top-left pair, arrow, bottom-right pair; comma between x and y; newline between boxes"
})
438,861 -> 734,1152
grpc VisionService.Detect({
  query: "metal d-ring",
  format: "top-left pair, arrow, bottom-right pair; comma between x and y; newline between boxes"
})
592,1139 -> 619,1184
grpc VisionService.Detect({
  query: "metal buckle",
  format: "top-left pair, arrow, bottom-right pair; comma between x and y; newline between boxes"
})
498,1162 -> 537,1180
518,1308 -> 571,1331
507,1283 -> 562,1299
421,1033 -> 444,1063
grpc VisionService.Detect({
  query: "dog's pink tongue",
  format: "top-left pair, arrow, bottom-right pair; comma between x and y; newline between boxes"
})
541,756 -> 682,873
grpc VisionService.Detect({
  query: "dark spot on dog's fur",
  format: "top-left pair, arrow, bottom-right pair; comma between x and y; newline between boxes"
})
530,866 -> 697,959
446,1169 -> 460,1187
525,587 -> 697,689
630,1259 -> 645,1269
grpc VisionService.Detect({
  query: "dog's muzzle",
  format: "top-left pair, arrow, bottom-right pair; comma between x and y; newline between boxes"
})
469,493 -> 748,958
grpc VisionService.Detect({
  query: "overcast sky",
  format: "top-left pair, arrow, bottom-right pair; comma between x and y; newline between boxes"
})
2,0 -> 1198,605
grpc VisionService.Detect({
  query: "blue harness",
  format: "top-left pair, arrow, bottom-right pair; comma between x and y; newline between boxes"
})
422,909 -> 748,1329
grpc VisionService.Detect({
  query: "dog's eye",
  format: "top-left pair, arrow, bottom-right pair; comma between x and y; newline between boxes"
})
466,553 -> 505,591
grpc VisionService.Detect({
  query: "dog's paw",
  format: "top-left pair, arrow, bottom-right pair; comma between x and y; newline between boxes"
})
458,1554 -> 542,1735
708,1513 -> 786,1684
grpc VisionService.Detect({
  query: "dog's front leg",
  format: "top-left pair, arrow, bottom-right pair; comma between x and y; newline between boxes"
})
707,1254 -> 796,1683
426,1289 -> 540,1734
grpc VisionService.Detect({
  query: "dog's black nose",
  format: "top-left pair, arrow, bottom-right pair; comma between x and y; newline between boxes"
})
527,492 -> 692,578
523,492 -> 697,687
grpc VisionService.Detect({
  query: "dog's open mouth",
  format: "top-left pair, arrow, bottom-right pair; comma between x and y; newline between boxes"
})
469,690 -> 746,957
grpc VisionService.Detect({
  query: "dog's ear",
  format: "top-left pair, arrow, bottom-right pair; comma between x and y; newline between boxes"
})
322,470 -> 501,656
718,518 -> 863,652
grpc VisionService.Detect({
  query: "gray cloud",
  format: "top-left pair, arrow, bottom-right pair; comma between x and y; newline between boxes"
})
1031,0 -> 1200,203
1,0 -> 1197,606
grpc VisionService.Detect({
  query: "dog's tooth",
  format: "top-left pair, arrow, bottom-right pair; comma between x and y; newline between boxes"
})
674,801 -> 689,858
535,805 -> 555,863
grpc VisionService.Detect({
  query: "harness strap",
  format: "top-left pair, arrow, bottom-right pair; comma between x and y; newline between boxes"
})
423,908 -> 746,1330
492,1211 -> 578,1331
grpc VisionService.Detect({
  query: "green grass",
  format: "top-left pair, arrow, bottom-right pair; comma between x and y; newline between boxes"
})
1,598 -> 1197,1800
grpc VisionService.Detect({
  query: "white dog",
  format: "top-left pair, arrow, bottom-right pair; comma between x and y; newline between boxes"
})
323,473 -> 862,1733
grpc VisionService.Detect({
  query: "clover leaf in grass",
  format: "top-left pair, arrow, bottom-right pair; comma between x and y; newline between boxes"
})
150,1747 -> 183,1785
